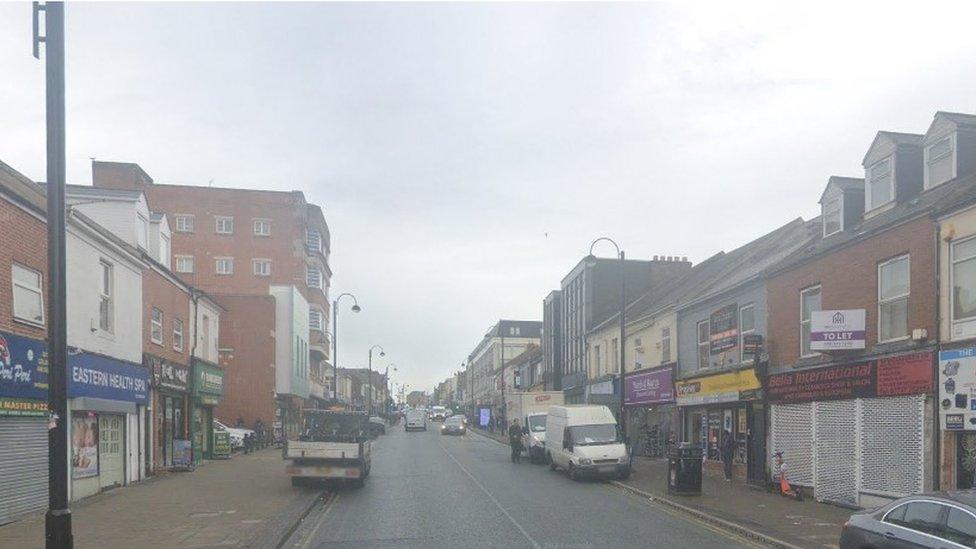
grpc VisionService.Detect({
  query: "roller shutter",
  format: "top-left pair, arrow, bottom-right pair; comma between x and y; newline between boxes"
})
814,400 -> 858,505
0,417 -> 48,525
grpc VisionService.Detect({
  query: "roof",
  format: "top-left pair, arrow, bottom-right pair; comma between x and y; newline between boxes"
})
65,184 -> 143,201
0,159 -> 47,213
503,344 -> 542,368
771,171 -> 976,275
150,212 -> 166,222
935,111 -> 976,128
818,176 -> 864,204
862,131 -> 923,165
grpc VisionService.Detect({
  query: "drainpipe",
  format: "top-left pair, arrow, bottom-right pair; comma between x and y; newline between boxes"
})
934,222 -> 942,490
189,289 -> 200,465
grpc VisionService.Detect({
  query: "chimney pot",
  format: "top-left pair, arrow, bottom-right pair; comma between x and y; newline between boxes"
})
682,256 -> 688,262
653,255 -> 658,261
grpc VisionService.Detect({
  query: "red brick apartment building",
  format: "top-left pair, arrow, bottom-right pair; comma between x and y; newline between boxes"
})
91,161 -> 333,434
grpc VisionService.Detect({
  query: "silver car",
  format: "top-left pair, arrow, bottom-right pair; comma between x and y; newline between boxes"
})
840,492 -> 976,549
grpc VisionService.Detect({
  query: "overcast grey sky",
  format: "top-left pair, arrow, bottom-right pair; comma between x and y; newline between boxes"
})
2,2 -> 975,393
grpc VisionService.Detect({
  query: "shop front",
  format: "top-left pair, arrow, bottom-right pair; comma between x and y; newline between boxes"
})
191,359 -> 223,463
939,347 -> 976,489
585,376 -> 620,418
676,368 -> 763,481
67,350 -> 150,501
768,351 -> 934,507
146,354 -> 189,471
0,330 -> 50,524
623,365 -> 675,458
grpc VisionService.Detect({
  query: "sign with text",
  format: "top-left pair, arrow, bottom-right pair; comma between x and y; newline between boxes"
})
0,331 -> 48,401
69,351 -> 149,404
768,351 -> 933,404
709,303 -> 739,355
624,367 -> 674,406
171,439 -> 192,469
675,368 -> 761,406
147,354 -> 189,393
810,310 -> 866,351
940,347 -> 976,430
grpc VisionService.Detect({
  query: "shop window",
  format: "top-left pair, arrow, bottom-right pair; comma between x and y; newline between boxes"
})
878,255 -> 910,342
697,320 -> 710,369
151,307 -> 164,345
12,263 -> 44,325
739,304 -> 755,364
952,236 -> 976,337
800,285 -> 821,357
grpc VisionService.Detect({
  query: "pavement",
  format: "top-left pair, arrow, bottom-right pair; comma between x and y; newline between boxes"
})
469,426 -> 850,549
0,448 -> 323,549
286,420 -> 759,549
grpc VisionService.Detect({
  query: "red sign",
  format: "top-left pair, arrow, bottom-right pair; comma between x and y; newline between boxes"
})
877,352 -> 933,396
534,394 -> 552,403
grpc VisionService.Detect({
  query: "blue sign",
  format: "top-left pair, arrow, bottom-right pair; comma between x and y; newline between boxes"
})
479,408 -> 491,427
942,348 -> 976,361
0,331 -> 48,400
69,351 -> 149,404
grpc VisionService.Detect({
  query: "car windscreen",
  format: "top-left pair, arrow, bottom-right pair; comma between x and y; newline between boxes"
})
569,424 -> 621,445
446,417 -> 464,426
528,415 -> 546,432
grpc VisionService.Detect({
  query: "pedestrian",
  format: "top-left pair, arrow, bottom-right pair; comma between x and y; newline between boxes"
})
721,429 -> 735,481
254,419 -> 265,449
508,419 -> 523,464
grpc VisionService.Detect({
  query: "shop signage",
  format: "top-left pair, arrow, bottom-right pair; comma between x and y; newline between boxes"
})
69,351 -> 149,404
0,330 -> 48,401
0,396 -> 47,416
588,379 -> 615,395
624,366 -> 674,406
709,303 -> 739,355
742,334 -> 763,355
768,351 -> 933,404
213,431 -> 231,458
675,368 -> 761,406
940,347 -> 976,430
810,309 -> 866,351
147,355 -> 189,393
172,439 -> 192,469
192,360 -> 224,406
479,407 -> 491,427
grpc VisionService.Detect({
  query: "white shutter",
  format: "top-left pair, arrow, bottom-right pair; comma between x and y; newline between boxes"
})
859,394 -> 925,497
814,400 -> 858,505
770,403 -> 814,487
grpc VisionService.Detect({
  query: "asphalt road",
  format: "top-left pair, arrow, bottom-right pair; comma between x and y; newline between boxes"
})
289,423 -> 757,549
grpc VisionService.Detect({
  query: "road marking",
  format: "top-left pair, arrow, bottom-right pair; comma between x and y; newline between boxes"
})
440,442 -> 542,549
300,492 -> 339,549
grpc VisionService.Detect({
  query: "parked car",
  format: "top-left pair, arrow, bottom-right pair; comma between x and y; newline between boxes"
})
405,409 -> 428,431
440,416 -> 466,436
840,492 -> 976,549
213,420 -> 254,449
546,405 -> 630,481
430,406 -> 447,421
368,417 -> 386,437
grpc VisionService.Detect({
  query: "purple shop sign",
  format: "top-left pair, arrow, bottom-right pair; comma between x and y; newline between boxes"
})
624,366 -> 674,406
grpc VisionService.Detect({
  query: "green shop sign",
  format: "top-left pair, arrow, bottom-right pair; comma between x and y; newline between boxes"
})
213,430 -> 231,459
192,360 -> 224,406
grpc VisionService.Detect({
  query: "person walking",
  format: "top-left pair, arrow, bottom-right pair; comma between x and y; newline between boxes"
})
508,419 -> 524,464
720,429 -> 735,481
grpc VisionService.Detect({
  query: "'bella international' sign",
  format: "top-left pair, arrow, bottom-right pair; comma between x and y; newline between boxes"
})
810,309 -> 866,351
767,351 -> 932,403
624,366 -> 674,406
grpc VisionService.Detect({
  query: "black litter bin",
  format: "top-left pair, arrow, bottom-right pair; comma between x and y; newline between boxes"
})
667,443 -> 702,496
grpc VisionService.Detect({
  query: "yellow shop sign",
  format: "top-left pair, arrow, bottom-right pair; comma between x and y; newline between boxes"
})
675,368 -> 761,406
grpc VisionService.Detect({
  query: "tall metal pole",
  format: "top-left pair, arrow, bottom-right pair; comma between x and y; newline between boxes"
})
332,299 -> 338,401
367,348 -> 372,415
618,250 -> 627,445
499,329 -> 505,424
38,2 -> 73,547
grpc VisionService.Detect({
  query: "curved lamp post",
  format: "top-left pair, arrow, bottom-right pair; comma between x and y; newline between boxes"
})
368,344 -> 385,415
585,237 -> 626,444
332,293 -> 360,402
384,364 -> 398,417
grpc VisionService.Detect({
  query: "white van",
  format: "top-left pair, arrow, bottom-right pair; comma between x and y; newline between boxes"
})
405,409 -> 428,432
545,405 -> 630,481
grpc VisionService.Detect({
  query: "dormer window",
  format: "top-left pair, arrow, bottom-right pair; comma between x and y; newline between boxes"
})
867,157 -> 894,211
822,195 -> 843,237
924,134 -> 955,189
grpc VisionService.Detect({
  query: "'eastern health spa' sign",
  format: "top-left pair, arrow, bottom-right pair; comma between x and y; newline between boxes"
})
767,351 -> 932,404
624,366 -> 674,406
69,351 -> 149,404
810,309 -> 866,351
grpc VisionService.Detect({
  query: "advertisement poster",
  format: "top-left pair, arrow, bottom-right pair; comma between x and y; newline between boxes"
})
940,347 -> 976,430
479,407 -> 491,427
213,431 -> 231,458
72,413 -> 99,479
172,439 -> 192,469
709,303 -> 739,355
810,310 -> 866,351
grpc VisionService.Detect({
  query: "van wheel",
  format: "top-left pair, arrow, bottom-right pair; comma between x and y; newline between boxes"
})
548,453 -> 557,471
568,464 -> 579,481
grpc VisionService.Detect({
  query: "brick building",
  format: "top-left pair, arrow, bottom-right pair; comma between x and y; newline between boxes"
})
91,161 -> 332,437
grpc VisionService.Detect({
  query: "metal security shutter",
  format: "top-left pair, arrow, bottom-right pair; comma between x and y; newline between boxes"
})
770,403 -> 813,486
814,400 -> 858,505
859,394 -> 925,497
0,417 -> 49,525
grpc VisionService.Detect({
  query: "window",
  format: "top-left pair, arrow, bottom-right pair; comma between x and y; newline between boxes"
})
215,257 -> 234,275
253,219 -> 271,236
594,344 -> 601,376
660,327 -> 671,364
509,326 -> 520,336
159,234 -> 170,268
878,255 -> 910,342
925,135 -> 955,189
309,309 -> 323,331
174,215 -> 194,233
867,157 -> 894,211
822,196 -> 842,237
800,285 -> 821,357
952,237 -> 976,336
137,214 -> 149,249
890,501 -> 944,536
306,229 -> 321,252
175,255 -> 194,273
173,318 -> 184,352
151,308 -> 164,345
739,304 -> 755,363
306,265 -> 321,288
945,507 -> 976,547
215,216 -> 234,234
99,261 -> 113,332
252,259 -> 271,276
12,264 -> 44,325
697,320 -> 710,369
611,338 -> 619,373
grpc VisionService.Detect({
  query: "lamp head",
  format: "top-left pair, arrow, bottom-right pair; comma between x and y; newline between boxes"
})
380,351 -> 386,357
351,304 -> 361,313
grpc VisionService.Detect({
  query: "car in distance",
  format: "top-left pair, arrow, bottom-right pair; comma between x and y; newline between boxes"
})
214,419 -> 253,450
368,416 -> 386,437
405,409 -> 428,432
440,416 -> 466,436
839,492 -> 976,548
430,406 -> 448,421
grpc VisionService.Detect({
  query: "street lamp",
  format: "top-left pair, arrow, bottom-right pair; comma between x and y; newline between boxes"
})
586,237 -> 626,446
332,293 -> 360,402
367,344 -> 385,415
384,364 -> 398,417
